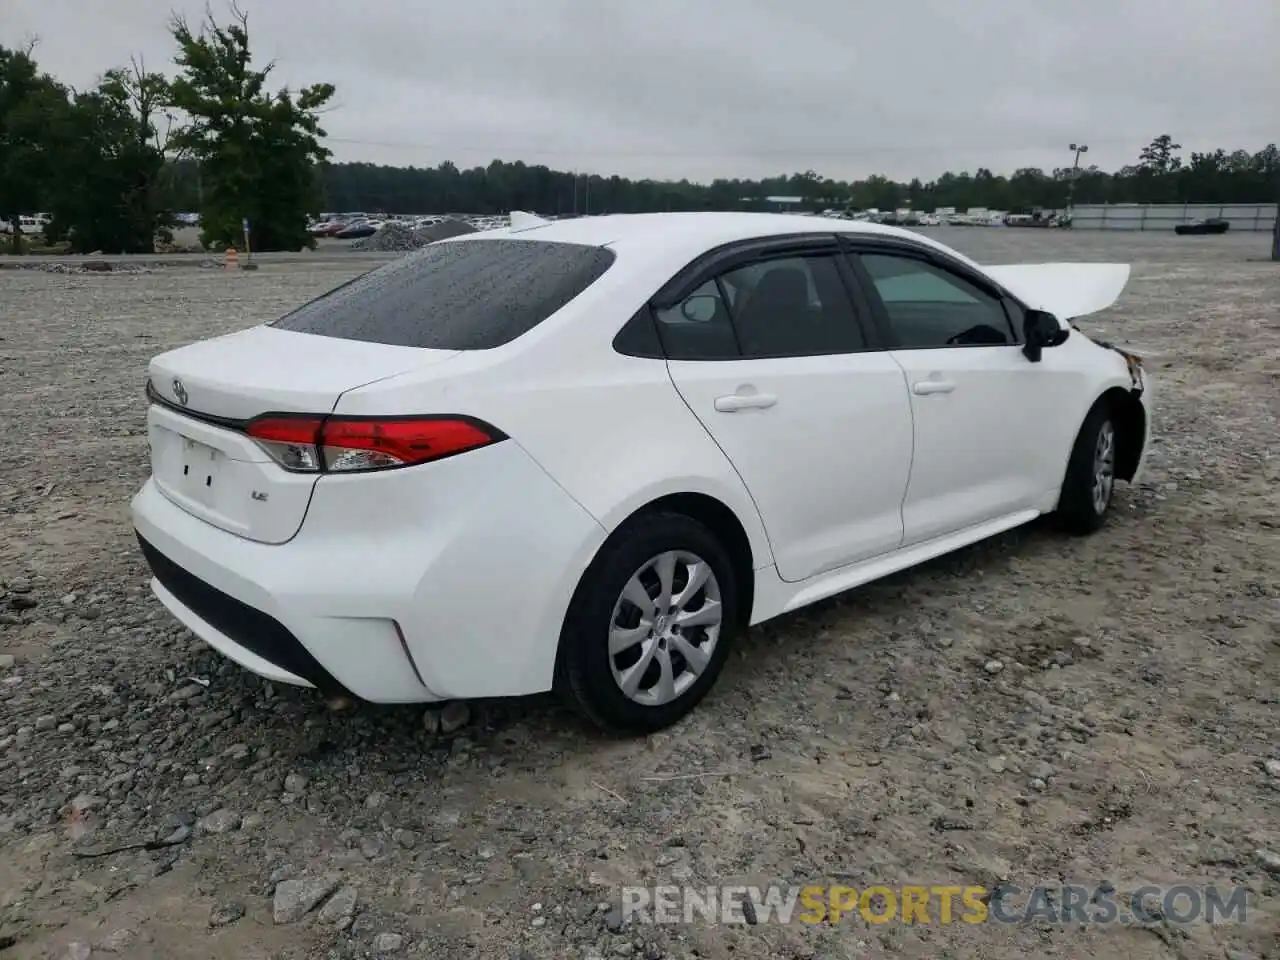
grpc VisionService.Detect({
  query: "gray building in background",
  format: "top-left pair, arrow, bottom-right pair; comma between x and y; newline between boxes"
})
1071,202 -> 1277,232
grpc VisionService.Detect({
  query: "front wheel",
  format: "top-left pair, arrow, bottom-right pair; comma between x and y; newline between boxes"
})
556,512 -> 739,734
1056,403 -> 1117,535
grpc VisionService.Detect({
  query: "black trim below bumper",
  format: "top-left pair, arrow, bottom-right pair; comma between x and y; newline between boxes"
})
135,532 -> 356,699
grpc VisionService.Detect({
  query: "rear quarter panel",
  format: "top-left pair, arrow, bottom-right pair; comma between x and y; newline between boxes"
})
338,349 -> 774,571
332,256 -> 775,571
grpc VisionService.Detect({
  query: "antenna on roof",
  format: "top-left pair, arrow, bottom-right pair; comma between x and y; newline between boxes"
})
509,211 -> 553,232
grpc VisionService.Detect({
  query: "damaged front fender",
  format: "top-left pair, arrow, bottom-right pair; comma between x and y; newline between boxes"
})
1073,325 -> 1147,393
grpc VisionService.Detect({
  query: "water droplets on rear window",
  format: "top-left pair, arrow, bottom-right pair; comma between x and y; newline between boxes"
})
270,239 -> 616,349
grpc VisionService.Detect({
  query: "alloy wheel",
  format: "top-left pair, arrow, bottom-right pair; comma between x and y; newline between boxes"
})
1092,420 -> 1116,515
607,550 -> 723,707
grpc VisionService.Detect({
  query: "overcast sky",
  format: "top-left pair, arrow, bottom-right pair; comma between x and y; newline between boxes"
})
5,0 -> 1277,183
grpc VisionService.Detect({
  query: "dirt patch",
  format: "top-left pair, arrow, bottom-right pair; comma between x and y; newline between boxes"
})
0,231 -> 1277,959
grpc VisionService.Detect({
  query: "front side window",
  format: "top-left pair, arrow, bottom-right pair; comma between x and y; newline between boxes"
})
860,253 -> 1015,348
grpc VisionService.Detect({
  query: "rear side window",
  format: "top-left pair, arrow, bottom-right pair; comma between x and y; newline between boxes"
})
719,255 -> 865,357
270,239 -> 616,349
654,279 -> 740,359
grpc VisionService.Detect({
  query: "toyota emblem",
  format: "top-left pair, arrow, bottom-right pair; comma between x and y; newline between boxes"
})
172,378 -> 188,406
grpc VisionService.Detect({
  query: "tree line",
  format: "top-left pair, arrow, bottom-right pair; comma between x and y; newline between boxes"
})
1,3 -> 1277,254
311,135 -> 1279,218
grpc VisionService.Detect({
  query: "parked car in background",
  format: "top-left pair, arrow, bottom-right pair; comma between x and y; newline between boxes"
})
466,216 -> 510,231
1174,217 -> 1230,236
334,220 -> 379,239
132,212 -> 1152,734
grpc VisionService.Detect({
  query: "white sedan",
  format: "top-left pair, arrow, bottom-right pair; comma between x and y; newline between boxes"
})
131,212 -> 1152,733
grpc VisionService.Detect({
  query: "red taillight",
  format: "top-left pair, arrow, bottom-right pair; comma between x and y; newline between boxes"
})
245,416 -> 325,472
320,417 -> 498,472
245,415 -> 502,473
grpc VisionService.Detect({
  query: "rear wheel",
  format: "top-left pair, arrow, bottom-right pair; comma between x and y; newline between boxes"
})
556,512 -> 738,734
1057,402 -> 1117,534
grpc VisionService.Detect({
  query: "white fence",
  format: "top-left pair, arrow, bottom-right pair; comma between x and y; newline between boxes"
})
1071,202 -> 1277,232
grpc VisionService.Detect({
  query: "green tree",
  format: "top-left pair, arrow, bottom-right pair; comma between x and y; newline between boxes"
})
0,43 -> 70,252
43,60 -> 174,253
167,3 -> 335,252
1138,134 -> 1183,174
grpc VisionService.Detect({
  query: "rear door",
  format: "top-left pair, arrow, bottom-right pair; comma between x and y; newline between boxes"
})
847,244 -> 1066,545
661,240 -> 915,583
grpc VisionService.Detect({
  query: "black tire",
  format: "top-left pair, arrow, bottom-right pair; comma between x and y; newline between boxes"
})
1056,401 -> 1117,535
555,511 -> 739,735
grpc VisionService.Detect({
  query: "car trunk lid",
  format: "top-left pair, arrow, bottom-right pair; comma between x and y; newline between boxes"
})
146,326 -> 459,543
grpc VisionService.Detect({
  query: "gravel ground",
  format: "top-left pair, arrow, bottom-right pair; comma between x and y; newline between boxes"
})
1,229 -> 1277,960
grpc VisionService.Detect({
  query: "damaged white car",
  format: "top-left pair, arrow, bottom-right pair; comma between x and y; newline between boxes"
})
131,212 -> 1151,733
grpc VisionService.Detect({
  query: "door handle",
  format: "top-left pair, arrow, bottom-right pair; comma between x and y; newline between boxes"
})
912,379 -> 956,396
714,392 -> 777,412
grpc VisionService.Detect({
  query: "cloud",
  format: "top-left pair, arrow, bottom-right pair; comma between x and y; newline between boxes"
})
5,0 -> 1276,181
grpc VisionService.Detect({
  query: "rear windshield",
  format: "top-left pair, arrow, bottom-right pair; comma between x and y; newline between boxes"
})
270,238 -> 616,349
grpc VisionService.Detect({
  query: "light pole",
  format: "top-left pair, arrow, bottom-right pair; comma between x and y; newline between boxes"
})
1066,143 -> 1088,221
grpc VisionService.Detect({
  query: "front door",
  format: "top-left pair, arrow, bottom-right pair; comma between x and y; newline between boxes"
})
852,248 -> 1058,545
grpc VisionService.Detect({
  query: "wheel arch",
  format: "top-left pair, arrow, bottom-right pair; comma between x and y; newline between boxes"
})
561,491 -> 757,642
614,492 -> 755,627
1094,385 -> 1146,482
551,490 -> 758,708
593,474 -> 771,573
634,492 -> 756,627
1051,380 -> 1146,514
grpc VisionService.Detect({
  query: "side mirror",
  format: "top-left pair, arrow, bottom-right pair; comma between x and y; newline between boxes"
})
1022,310 -> 1069,362
680,295 -> 720,323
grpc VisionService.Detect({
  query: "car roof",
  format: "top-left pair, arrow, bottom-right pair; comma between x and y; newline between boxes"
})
452,211 -> 977,273
459,211 -> 918,248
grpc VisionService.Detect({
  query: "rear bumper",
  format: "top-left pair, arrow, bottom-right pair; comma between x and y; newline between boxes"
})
137,533 -> 349,694
131,440 -> 607,703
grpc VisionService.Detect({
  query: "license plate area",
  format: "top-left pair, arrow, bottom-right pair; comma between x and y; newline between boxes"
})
146,406 -> 319,543
153,427 -> 223,508
180,435 -> 222,502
